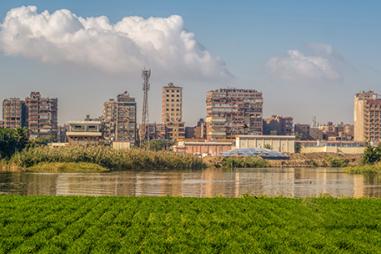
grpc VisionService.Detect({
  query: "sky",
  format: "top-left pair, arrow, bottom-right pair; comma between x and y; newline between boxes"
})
0,0 -> 380,126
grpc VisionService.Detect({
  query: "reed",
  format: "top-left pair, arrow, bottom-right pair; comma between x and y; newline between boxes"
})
11,146 -> 206,170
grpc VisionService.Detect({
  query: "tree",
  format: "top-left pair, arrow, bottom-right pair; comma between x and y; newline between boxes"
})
362,144 -> 381,164
0,128 -> 29,159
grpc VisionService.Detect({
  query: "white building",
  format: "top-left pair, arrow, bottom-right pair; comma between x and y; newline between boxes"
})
235,135 -> 295,153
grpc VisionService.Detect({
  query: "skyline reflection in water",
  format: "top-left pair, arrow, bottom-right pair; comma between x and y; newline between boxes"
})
0,168 -> 380,198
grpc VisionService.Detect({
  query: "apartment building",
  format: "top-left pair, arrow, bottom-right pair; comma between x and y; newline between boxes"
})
354,90 -> 381,143
2,98 -> 27,129
161,83 -> 185,140
263,115 -> 293,136
25,92 -> 58,140
206,88 -> 263,140
103,91 -> 137,144
66,121 -> 103,145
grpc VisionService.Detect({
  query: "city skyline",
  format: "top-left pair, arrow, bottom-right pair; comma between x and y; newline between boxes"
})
0,1 -> 381,125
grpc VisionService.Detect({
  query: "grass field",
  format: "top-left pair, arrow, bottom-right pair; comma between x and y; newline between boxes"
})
0,196 -> 380,253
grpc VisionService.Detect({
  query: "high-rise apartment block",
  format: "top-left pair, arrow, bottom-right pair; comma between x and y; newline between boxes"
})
263,115 -> 293,136
103,91 -> 137,143
25,92 -> 58,140
206,88 -> 263,140
2,98 -> 27,128
354,91 -> 381,143
161,83 -> 185,140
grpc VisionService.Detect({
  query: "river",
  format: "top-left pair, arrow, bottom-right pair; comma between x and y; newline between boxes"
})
0,168 -> 380,197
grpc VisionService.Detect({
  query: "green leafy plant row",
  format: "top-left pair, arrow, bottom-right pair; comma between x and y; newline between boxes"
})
0,196 -> 381,253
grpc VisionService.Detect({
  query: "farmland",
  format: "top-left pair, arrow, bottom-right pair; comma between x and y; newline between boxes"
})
0,196 -> 380,253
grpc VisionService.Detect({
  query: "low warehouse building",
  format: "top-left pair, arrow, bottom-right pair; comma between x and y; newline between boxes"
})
173,141 -> 234,156
236,135 -> 296,154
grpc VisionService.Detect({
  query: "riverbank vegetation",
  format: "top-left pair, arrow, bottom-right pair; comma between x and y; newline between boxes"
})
0,196 -> 380,253
345,144 -> 381,175
211,156 -> 269,168
26,162 -> 109,173
345,162 -> 381,174
10,146 -> 206,171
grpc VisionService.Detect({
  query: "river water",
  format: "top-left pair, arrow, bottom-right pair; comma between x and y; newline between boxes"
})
0,168 -> 380,198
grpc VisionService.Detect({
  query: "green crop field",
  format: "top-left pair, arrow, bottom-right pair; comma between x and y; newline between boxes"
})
0,196 -> 380,253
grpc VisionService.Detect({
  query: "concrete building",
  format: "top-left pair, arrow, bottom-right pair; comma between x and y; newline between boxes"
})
25,92 -> 58,141
206,88 -> 263,140
298,141 -> 366,154
2,98 -> 27,129
103,91 -> 137,144
354,90 -> 381,144
263,115 -> 293,136
66,121 -> 103,145
235,135 -> 295,153
173,141 -> 234,157
294,124 -> 311,140
161,83 -> 185,140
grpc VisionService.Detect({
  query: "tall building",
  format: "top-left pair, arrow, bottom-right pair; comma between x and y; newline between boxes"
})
25,92 -> 58,140
354,91 -> 381,143
2,98 -> 27,129
206,88 -> 263,140
103,91 -> 137,144
161,83 -> 185,140
263,115 -> 293,136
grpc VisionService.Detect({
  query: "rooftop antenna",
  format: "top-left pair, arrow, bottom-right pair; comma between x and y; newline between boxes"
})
140,68 -> 151,146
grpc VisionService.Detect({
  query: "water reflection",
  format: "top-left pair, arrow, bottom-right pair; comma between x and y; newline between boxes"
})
0,168 -> 380,197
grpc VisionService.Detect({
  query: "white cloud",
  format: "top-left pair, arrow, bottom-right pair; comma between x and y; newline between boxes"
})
0,6 -> 231,80
267,46 -> 339,80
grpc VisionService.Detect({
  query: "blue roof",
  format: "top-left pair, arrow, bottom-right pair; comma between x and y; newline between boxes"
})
222,148 -> 289,159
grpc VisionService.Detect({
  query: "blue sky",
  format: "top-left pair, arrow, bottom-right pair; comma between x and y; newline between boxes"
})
0,0 -> 380,125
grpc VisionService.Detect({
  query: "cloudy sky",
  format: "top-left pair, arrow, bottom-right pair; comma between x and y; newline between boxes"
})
0,0 -> 380,126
